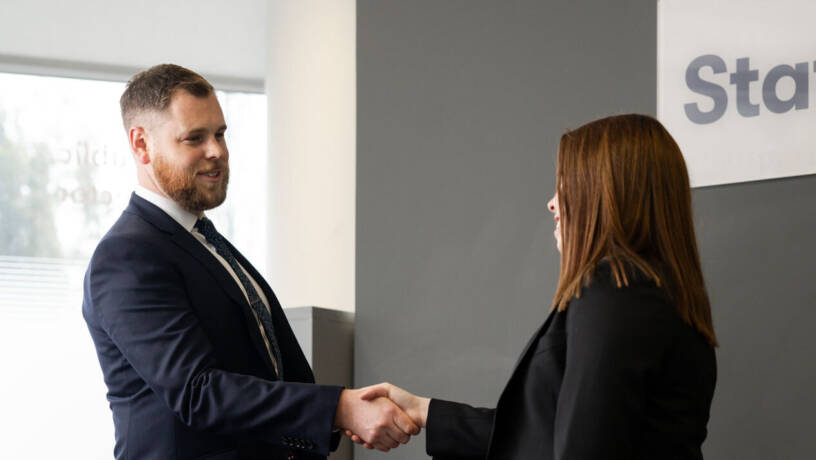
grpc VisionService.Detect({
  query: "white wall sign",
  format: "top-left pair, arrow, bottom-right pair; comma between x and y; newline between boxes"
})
658,0 -> 816,187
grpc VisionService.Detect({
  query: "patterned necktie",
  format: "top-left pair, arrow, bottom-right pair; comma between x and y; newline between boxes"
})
194,217 -> 283,379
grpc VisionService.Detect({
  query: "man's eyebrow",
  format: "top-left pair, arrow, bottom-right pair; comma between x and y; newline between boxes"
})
179,125 -> 227,137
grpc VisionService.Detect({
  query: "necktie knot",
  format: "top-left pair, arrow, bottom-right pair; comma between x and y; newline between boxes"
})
194,217 -> 218,242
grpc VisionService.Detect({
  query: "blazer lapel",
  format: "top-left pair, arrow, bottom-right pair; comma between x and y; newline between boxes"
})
509,306 -> 559,374
126,194 -> 279,376
169,231 -> 248,308
492,306 -> 560,410
486,306 -> 559,458
227,242 -> 315,382
170,232 -> 282,377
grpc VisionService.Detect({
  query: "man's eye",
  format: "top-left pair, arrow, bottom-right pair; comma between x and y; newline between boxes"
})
185,136 -> 202,143
215,132 -> 225,138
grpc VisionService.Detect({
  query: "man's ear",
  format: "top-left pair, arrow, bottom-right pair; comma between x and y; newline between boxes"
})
129,126 -> 151,165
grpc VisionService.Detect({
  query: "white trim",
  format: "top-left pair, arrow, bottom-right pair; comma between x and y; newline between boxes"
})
0,54 -> 264,93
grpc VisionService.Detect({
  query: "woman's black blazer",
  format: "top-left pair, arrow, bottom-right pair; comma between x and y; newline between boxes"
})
426,263 -> 717,460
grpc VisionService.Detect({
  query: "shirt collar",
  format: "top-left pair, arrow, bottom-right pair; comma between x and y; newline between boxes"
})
134,185 -> 200,232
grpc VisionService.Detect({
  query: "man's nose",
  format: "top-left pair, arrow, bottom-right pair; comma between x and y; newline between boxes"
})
205,137 -> 226,159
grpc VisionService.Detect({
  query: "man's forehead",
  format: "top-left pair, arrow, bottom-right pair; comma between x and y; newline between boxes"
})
167,90 -> 221,114
164,91 -> 225,129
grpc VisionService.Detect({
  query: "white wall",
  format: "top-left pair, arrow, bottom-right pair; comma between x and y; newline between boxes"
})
0,0 -> 358,312
0,0 -> 266,86
266,0 -> 357,312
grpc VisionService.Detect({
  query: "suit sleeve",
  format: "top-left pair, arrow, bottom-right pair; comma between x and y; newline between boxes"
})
553,282 -> 675,459
87,235 -> 343,456
425,398 -> 495,460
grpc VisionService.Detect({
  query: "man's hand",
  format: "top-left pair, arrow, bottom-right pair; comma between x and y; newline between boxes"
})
344,383 -> 431,449
333,386 -> 420,452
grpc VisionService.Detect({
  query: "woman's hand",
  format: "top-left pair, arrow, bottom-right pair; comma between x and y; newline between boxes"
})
333,386 -> 420,451
343,382 -> 430,449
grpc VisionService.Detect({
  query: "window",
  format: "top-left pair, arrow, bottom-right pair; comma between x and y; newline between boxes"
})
0,72 -> 267,458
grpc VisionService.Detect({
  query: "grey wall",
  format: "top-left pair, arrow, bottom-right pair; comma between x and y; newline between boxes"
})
694,174 -> 816,459
356,1 -> 816,460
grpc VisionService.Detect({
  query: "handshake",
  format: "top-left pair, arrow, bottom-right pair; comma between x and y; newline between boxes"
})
333,382 -> 430,452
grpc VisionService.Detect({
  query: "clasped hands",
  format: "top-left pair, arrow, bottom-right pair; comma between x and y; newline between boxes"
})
333,383 -> 429,452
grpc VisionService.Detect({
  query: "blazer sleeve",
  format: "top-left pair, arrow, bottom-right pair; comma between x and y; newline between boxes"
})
553,281 -> 676,459
86,235 -> 343,456
425,398 -> 495,460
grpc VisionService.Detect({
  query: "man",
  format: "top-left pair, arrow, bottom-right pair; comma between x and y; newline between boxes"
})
83,64 -> 417,460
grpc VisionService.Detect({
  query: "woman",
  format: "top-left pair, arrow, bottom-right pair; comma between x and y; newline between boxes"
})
351,114 -> 717,459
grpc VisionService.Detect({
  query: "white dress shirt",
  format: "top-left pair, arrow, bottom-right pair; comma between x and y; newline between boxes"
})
134,185 -> 280,374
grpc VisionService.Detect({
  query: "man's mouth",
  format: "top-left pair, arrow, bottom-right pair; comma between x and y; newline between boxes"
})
197,170 -> 223,181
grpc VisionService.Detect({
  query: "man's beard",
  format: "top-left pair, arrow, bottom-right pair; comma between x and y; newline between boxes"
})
153,153 -> 229,212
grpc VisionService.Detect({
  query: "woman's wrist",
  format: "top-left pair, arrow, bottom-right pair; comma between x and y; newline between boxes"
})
417,396 -> 431,428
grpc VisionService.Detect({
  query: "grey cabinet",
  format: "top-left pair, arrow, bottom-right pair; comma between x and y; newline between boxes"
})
284,306 -> 354,460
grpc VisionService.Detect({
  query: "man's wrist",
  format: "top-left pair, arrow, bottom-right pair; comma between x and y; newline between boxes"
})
333,388 -> 352,429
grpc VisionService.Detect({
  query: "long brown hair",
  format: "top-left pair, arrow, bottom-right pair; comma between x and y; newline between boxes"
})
552,114 -> 717,347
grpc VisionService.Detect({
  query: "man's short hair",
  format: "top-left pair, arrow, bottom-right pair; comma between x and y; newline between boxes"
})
120,64 -> 214,130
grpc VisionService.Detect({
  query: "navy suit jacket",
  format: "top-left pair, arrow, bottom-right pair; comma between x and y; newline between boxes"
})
83,193 -> 343,460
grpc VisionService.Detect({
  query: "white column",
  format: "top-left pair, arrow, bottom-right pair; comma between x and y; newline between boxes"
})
266,1 -> 356,312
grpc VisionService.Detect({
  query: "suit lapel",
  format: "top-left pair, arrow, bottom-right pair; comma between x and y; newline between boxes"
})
509,305 -> 559,374
486,306 -> 560,458
169,232 -> 283,377
126,194 -> 280,376
169,231 -> 248,309
492,306 -> 560,411
227,242 -> 315,383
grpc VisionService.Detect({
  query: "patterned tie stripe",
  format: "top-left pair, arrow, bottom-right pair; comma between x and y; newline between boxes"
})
194,217 -> 283,379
